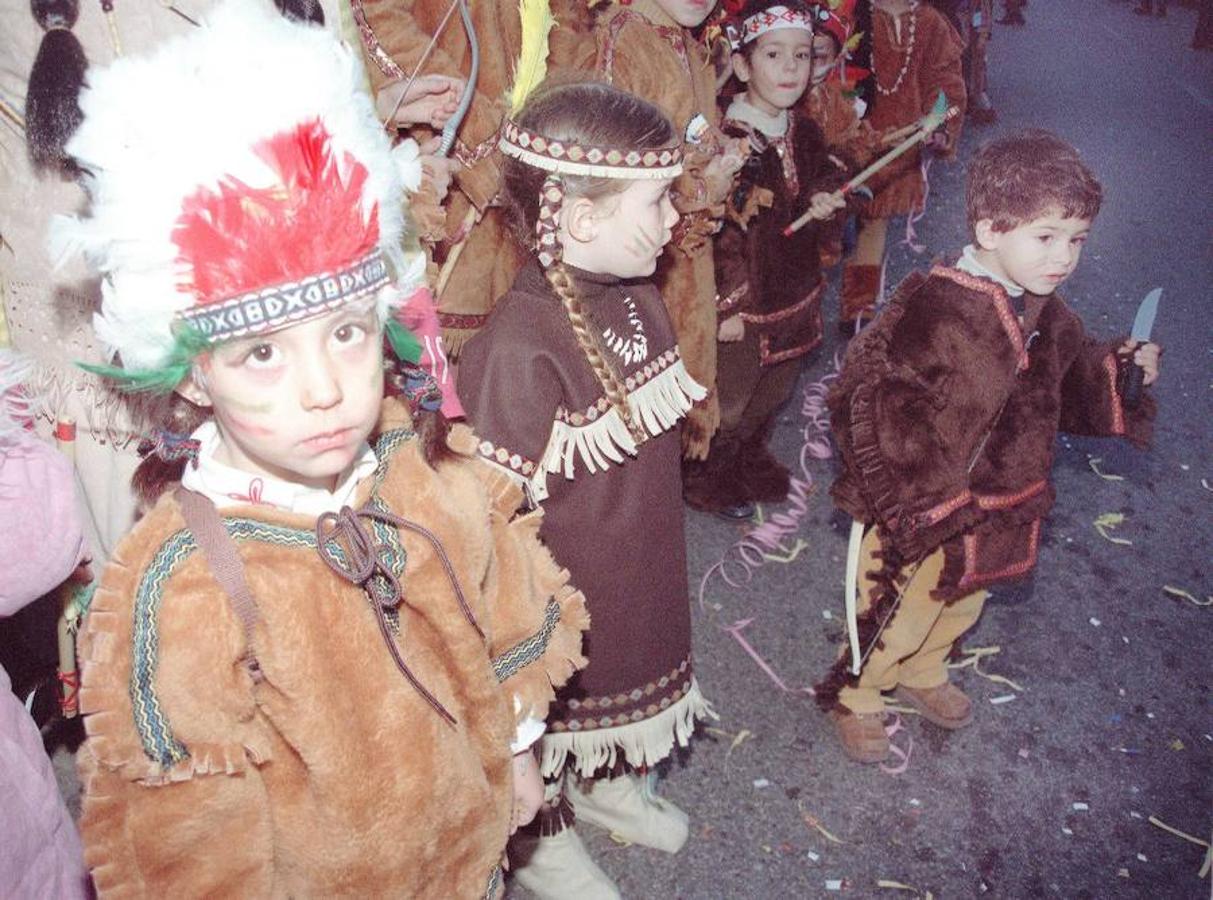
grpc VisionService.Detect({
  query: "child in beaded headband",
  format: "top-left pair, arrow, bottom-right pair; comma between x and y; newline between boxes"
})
683,0 -> 847,519
50,5 -> 589,894
457,81 -> 714,899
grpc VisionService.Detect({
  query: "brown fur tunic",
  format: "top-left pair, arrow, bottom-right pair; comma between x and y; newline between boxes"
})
715,109 -> 846,366
76,400 -> 588,897
817,266 -> 1155,708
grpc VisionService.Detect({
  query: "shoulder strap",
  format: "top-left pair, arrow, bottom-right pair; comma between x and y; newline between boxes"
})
174,487 -> 264,682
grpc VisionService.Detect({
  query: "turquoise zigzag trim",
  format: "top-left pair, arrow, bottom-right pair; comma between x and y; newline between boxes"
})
130,429 -> 415,768
491,598 -> 562,683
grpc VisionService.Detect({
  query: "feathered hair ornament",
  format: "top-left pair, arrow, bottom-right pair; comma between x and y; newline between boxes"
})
507,0 -> 556,116
50,0 -> 426,391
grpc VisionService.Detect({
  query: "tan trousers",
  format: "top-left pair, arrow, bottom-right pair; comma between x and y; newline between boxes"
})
839,528 -> 987,715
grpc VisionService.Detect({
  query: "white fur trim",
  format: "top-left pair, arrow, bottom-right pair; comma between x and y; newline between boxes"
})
49,0 -> 423,371
539,678 -> 715,778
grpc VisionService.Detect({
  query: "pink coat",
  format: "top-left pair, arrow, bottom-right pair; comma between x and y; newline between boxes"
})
0,433 -> 89,899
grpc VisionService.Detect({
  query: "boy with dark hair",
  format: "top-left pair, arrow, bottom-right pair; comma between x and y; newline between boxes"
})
818,130 -> 1161,763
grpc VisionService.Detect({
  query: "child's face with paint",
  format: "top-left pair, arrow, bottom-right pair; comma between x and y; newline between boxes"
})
811,33 -> 840,85
182,302 -> 385,491
563,177 -> 680,279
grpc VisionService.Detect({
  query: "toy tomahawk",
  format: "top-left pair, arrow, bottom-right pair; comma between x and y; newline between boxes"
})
783,90 -> 958,237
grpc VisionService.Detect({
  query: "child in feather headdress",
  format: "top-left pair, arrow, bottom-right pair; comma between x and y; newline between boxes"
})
52,5 -> 588,894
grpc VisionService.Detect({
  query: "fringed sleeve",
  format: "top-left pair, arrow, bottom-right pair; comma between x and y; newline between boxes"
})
829,272 -> 984,560
919,8 -> 967,155
1059,333 -> 1156,448
75,500 -> 276,897
472,462 -> 590,730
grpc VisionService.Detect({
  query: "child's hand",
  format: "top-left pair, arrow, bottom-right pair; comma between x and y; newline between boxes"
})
925,129 -> 950,154
509,749 -> 544,834
417,137 -> 462,202
718,314 -> 745,342
703,137 -> 749,205
376,74 -> 466,129
805,190 -> 846,221
1121,340 -> 1161,386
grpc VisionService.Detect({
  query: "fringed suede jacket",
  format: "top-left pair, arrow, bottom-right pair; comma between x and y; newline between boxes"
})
76,399 -> 588,898
829,265 -> 1156,602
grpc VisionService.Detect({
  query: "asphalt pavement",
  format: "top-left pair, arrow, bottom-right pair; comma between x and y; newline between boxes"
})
511,3 -> 1213,898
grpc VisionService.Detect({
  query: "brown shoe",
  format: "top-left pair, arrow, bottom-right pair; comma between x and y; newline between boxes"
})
830,709 -> 890,763
895,682 -> 973,730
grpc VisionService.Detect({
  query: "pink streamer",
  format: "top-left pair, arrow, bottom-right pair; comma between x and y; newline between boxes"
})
722,619 -> 814,696
697,353 -> 840,611
879,712 -> 914,776
901,155 -> 934,255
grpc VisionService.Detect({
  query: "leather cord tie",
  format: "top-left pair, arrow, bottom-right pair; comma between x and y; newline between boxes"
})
315,502 -> 485,727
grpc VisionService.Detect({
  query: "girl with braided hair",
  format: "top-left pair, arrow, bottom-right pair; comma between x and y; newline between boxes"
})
458,81 -> 714,898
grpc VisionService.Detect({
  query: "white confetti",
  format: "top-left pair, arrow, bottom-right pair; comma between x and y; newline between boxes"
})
1131,811 -> 1143,819
989,694 -> 1018,705
1146,712 -> 1156,719
822,609 -> 833,620
909,798 -> 921,807
1122,636 -> 1130,644
753,778 -> 770,789
1118,688 -> 1126,696
807,851 -> 820,863
1073,802 -> 1090,812
1062,827 -> 1074,835
1089,617 -> 1102,627
1136,853 -> 1147,862
825,879 -> 844,891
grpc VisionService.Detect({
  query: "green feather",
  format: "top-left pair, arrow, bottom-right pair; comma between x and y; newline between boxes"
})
77,325 -> 212,394
385,318 -> 423,364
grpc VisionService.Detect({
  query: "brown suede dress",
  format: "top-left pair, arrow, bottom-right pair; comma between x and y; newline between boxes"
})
458,262 -> 712,779
76,401 -> 588,898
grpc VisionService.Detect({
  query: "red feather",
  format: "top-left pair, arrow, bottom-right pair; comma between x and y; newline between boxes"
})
173,119 -> 380,306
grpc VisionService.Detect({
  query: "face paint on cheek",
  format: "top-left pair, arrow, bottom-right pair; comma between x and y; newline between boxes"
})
223,411 -> 278,438
623,223 -> 662,259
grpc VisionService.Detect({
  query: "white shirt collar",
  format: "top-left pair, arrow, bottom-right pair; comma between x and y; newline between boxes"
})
180,420 -> 379,518
725,96 -> 789,139
955,244 -> 1025,297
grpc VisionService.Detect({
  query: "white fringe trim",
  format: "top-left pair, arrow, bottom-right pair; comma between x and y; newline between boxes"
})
539,677 -> 716,779
528,358 -> 706,502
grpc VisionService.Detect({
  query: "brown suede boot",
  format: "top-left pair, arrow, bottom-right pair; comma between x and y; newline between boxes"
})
839,264 -> 881,333
683,439 -> 755,520
895,682 -> 974,730
830,708 -> 890,764
740,429 -> 792,505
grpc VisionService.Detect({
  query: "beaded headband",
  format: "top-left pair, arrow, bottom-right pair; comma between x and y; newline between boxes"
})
499,118 -> 684,268
740,5 -> 814,44
498,120 -> 684,180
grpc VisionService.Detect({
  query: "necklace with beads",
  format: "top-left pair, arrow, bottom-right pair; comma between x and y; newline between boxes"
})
872,2 -> 918,97
601,296 -> 648,366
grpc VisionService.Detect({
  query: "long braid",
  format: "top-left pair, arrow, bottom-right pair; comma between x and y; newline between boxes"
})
545,263 -> 647,444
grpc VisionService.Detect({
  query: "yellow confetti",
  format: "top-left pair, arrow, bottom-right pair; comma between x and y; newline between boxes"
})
1163,585 -> 1213,607
948,646 -> 1026,693
1094,512 -> 1134,546
877,879 -> 933,898
1088,457 -> 1125,481
799,802 -> 845,844
884,702 -> 921,716
1170,739 -> 1186,751
705,727 -> 754,771
763,539 -> 809,564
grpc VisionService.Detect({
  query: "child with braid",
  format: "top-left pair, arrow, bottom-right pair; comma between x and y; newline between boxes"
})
458,82 -> 713,899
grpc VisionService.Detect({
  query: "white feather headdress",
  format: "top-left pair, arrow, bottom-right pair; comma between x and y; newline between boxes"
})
50,1 -> 425,384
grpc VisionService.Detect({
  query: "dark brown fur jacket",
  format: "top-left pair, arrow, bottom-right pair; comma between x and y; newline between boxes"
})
829,265 -> 1155,599
76,399 -> 588,897
715,108 -> 847,365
